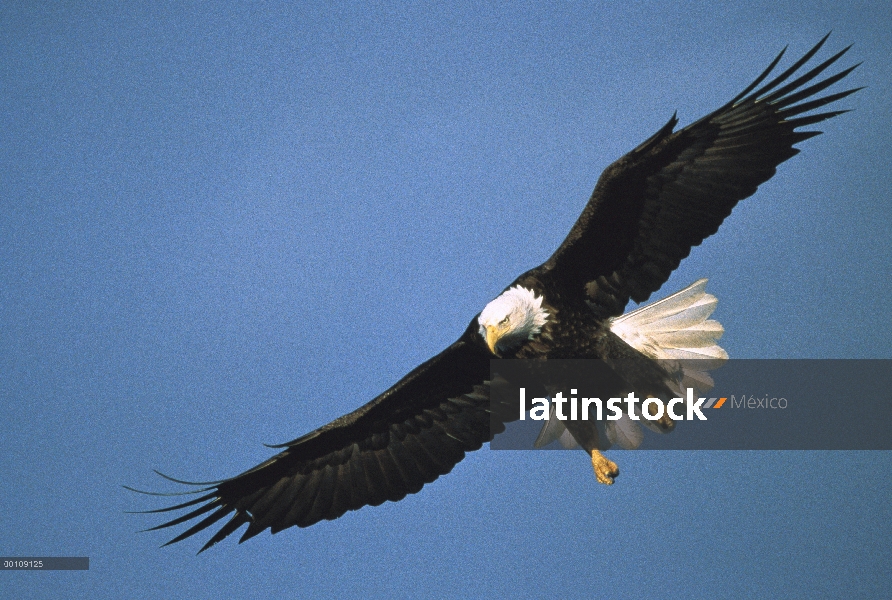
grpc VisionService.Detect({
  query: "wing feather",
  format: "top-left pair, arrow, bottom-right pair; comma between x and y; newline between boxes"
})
132,323 -> 496,551
541,36 -> 859,315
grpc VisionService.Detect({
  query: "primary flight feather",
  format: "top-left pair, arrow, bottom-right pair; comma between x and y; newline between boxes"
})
130,35 -> 860,552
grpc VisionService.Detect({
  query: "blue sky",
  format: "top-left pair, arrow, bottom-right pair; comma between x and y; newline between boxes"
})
2,2 -> 891,598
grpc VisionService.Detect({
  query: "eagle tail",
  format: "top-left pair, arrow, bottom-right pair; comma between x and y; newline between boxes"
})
610,278 -> 728,380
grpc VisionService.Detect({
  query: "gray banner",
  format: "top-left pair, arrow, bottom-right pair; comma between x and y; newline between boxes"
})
489,360 -> 892,450
1,557 -> 89,570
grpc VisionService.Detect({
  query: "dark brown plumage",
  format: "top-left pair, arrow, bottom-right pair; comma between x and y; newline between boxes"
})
130,35 -> 859,552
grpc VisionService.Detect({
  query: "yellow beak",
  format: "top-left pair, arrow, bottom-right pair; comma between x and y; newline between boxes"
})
485,325 -> 501,355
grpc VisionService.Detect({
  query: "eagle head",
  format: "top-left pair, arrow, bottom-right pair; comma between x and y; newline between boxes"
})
478,285 -> 549,355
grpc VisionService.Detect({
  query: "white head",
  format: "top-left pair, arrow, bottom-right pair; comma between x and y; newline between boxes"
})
478,286 -> 549,355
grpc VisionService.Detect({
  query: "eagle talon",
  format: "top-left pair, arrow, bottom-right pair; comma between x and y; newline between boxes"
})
657,413 -> 675,431
591,450 -> 619,485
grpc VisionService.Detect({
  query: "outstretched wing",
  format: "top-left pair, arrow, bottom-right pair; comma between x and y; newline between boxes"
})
130,322 -> 496,553
540,34 -> 861,317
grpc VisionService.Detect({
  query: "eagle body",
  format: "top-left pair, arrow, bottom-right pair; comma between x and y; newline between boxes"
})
131,35 -> 861,552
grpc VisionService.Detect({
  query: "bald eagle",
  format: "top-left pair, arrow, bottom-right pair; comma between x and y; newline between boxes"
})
130,35 -> 860,552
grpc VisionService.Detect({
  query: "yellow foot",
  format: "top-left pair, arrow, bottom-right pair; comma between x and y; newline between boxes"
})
591,449 -> 619,485
646,400 -> 675,432
656,413 -> 675,432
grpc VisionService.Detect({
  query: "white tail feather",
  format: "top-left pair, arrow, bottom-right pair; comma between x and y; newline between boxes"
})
533,403 -> 565,448
606,414 -> 644,450
610,278 -> 728,366
558,428 -> 579,450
